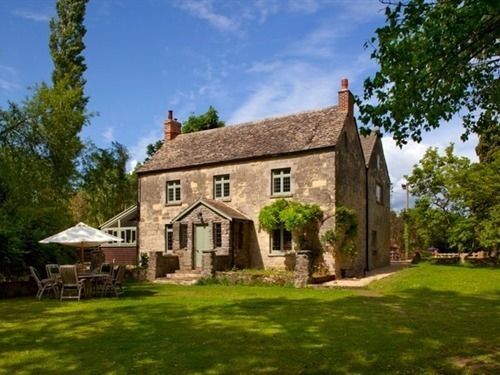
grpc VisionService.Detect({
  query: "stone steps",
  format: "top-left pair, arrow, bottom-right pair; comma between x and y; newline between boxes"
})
153,270 -> 203,285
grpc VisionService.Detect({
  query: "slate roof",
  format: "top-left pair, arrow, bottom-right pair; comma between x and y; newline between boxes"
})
359,131 -> 378,167
171,198 -> 252,222
138,106 -> 347,173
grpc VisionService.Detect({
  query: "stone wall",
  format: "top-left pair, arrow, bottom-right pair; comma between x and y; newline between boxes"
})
139,150 -> 337,270
334,116 -> 368,277
366,137 -> 391,270
146,251 -> 179,280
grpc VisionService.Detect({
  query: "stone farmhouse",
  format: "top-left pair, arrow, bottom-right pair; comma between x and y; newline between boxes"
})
136,79 -> 390,277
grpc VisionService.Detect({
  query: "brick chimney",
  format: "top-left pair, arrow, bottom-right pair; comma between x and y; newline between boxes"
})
338,78 -> 354,115
164,110 -> 181,141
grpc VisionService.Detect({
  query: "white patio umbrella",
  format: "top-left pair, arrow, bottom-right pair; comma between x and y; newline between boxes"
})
39,222 -> 123,263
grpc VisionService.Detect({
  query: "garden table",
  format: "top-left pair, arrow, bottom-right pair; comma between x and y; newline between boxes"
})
78,273 -> 111,297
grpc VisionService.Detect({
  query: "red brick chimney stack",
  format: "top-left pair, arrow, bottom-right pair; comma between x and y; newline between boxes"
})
164,110 -> 181,141
338,78 -> 354,115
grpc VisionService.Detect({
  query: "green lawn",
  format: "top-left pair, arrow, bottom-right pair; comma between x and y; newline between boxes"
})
1,263 -> 499,374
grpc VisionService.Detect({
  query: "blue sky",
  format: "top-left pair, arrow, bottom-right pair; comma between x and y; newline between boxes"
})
0,0 -> 478,210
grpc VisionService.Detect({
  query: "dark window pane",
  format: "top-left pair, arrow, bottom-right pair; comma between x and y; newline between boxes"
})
223,182 -> 230,197
175,186 -> 181,201
283,176 -> 291,192
180,224 -> 188,248
214,223 -> 222,248
272,229 -> 281,251
283,229 -> 292,251
215,184 -> 222,198
166,225 -> 173,251
273,178 -> 281,194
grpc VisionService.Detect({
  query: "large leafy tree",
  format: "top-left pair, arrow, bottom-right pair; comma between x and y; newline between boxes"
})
71,142 -> 137,227
0,0 -> 90,278
45,0 -> 89,190
359,0 -> 500,159
406,145 -> 499,252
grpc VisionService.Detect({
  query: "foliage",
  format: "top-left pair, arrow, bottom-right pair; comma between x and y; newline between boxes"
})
139,253 -> 149,269
406,145 -> 499,252
71,142 -> 137,226
258,199 -> 322,250
0,0 -> 89,278
322,206 -> 358,260
145,140 -> 163,161
181,106 -> 225,134
359,0 -> 500,152
1,265 -> 500,374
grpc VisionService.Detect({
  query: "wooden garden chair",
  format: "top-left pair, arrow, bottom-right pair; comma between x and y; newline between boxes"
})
102,265 -> 126,297
29,266 -> 59,300
59,265 -> 86,301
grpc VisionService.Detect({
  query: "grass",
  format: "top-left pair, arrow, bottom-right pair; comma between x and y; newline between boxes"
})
0,263 -> 499,374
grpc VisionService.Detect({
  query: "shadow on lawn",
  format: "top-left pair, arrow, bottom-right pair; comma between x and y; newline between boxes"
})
0,285 -> 499,374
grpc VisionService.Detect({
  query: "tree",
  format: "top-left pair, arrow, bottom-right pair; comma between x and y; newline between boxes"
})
181,106 -> 225,134
44,0 -> 89,191
0,0 -> 90,278
71,142 -> 137,226
359,0 -> 500,155
50,0 -> 88,97
406,144 -> 499,252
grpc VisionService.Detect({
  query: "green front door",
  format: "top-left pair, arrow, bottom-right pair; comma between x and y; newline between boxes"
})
194,224 -> 209,268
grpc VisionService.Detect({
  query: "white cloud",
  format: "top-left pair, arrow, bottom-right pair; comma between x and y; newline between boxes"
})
12,9 -> 51,22
0,64 -> 21,91
176,0 -> 238,32
288,0 -> 322,14
102,127 -> 115,143
127,125 -> 163,172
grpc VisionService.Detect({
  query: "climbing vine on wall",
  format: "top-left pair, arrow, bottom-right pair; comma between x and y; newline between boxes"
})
322,206 -> 358,262
258,199 -> 323,250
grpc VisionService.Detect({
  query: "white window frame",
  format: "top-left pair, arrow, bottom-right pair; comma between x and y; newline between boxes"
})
214,175 -> 230,199
165,224 -> 173,252
213,222 -> 222,248
271,168 -> 291,196
166,180 -> 181,203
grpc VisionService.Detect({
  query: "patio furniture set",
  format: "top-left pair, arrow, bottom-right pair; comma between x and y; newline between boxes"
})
29,263 -> 125,301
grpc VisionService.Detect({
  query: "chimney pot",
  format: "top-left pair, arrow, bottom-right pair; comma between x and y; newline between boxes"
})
164,110 -> 181,141
341,78 -> 349,90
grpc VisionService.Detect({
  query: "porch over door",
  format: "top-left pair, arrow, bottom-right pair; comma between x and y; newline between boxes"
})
194,224 -> 209,269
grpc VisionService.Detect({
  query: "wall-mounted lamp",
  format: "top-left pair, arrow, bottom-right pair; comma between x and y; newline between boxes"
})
198,211 -> 203,223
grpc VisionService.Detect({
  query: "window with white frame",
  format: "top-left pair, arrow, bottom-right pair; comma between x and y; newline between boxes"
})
271,225 -> 292,253
376,184 -> 383,204
214,175 -> 230,199
376,154 -> 381,170
165,224 -> 173,251
213,223 -> 222,248
166,180 -> 181,203
271,168 -> 291,195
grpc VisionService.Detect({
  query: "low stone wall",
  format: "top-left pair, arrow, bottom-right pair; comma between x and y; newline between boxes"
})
216,271 -> 294,286
0,280 -> 37,299
147,252 -> 180,280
